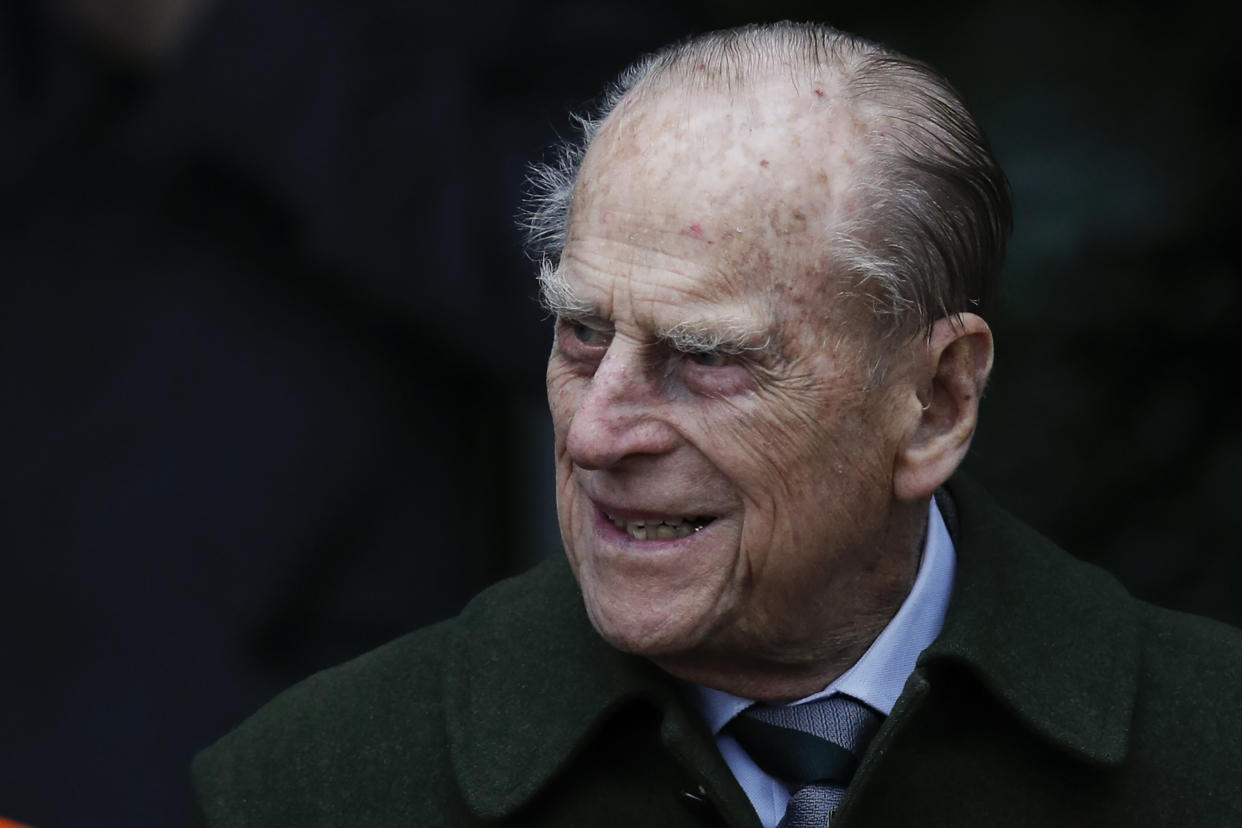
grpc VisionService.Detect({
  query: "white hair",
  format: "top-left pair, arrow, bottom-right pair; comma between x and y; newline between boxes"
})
522,21 -> 1011,342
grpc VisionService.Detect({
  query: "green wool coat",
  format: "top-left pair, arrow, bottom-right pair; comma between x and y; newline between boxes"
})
192,476 -> 1242,826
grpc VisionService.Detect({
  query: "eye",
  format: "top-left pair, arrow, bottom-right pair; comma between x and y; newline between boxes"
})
568,320 -> 609,347
556,317 -> 612,361
686,349 -> 730,367
681,347 -> 752,396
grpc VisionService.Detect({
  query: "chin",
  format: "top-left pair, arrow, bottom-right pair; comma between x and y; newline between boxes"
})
580,588 -> 715,659
562,505 -> 740,661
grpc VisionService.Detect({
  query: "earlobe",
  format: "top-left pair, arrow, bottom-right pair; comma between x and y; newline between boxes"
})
893,313 -> 993,501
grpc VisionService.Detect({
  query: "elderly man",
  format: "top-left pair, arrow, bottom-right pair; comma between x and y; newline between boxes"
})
192,22 -> 1242,827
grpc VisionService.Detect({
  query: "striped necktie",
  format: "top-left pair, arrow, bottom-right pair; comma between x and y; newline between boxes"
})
728,694 -> 882,827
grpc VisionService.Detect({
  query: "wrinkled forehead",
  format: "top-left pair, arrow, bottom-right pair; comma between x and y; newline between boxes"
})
568,75 -> 871,309
580,74 -> 865,216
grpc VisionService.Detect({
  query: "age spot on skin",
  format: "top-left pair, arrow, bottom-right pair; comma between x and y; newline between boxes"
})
814,88 -> 825,98
760,159 -> 770,167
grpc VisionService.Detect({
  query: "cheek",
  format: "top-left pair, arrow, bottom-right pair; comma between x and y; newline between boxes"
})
546,365 -> 585,519
701,385 -> 834,488
695,384 -> 890,530
546,362 -> 585,443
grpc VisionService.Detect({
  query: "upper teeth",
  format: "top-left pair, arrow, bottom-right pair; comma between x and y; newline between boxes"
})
606,514 -> 710,540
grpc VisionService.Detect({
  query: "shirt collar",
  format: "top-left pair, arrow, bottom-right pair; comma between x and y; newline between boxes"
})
692,497 -> 955,732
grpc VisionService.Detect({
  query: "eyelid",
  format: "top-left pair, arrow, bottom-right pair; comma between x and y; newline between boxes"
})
558,314 -> 612,332
676,341 -> 747,356
686,349 -> 732,368
577,319 -> 612,335
669,339 -> 753,366
557,316 -> 613,352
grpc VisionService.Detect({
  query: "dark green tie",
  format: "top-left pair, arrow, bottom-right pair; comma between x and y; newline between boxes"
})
728,694 -> 882,827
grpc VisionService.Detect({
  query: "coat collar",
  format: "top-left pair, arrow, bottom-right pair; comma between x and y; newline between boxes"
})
445,476 -> 1141,816
442,557 -> 752,821
924,476 -> 1139,766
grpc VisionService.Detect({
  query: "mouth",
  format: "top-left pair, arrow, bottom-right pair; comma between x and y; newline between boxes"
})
602,511 -> 715,541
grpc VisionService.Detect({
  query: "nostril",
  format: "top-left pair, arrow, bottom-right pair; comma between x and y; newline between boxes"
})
564,377 -> 633,469
565,412 -> 613,470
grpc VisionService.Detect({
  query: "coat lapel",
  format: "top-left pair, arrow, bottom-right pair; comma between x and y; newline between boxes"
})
924,476 -> 1140,766
442,556 -> 755,824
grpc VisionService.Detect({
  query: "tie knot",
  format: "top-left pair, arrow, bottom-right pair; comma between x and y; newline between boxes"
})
728,694 -> 882,787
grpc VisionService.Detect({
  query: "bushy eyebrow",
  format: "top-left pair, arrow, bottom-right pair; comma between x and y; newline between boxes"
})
537,261 -> 782,357
656,319 -> 772,356
537,262 -> 597,319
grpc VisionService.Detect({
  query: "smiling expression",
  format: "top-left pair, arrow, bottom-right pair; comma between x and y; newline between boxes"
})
545,79 -> 925,691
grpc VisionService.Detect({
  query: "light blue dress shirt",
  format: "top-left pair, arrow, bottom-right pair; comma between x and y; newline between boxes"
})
689,498 -> 956,828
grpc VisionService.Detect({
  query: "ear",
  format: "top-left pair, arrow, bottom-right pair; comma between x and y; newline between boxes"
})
892,313 -> 993,502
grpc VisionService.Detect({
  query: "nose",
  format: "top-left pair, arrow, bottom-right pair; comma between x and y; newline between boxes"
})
564,341 -> 680,470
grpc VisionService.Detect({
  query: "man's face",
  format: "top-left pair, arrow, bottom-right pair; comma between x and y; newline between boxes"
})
546,82 -> 919,681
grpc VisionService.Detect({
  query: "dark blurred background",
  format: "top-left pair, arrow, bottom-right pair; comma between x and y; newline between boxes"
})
1,0 -> 1238,825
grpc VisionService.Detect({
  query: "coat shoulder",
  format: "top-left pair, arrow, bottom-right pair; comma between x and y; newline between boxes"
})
1133,600 -> 1242,747
1139,599 -> 1242,671
1121,602 -> 1242,818
191,559 -> 569,826
191,618 -> 456,825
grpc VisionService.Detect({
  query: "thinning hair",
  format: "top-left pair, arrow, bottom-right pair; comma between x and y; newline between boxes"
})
522,21 -> 1011,342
